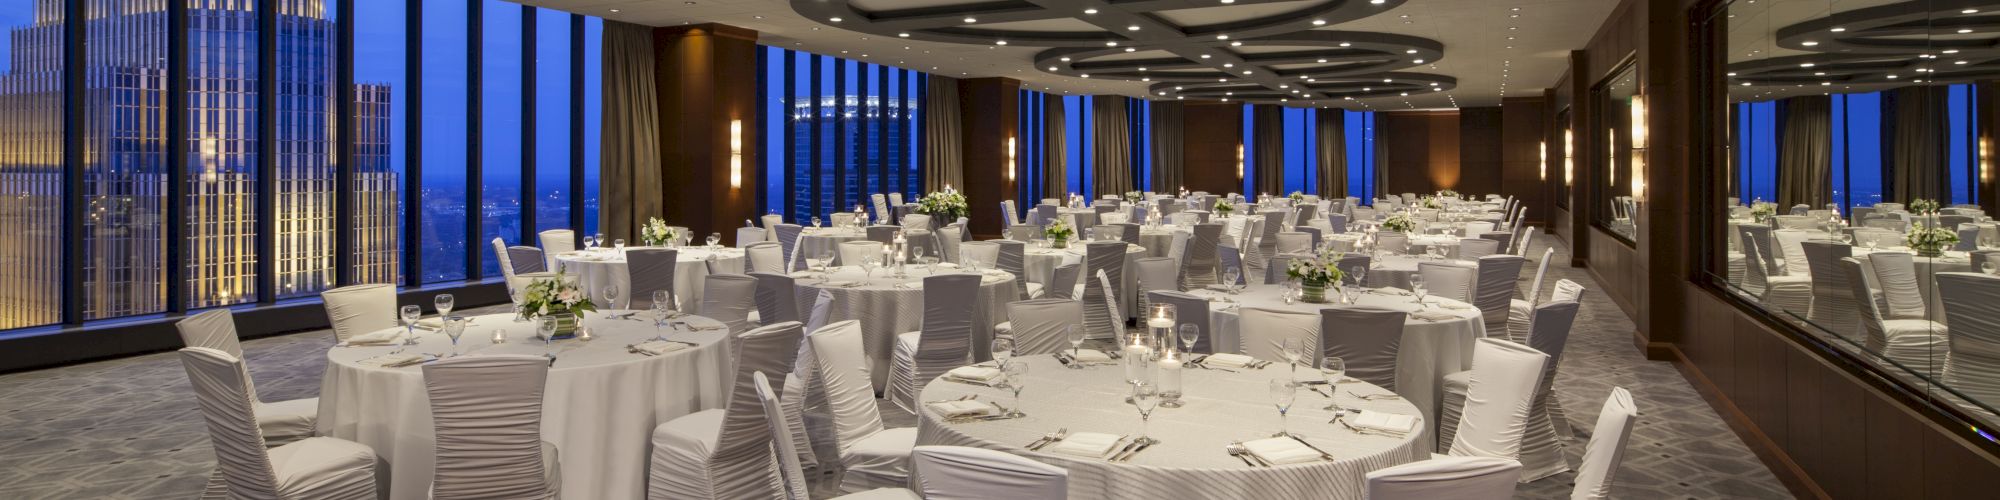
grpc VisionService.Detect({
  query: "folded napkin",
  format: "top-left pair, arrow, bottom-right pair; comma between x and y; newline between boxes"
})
1350,411 -> 1417,434
936,262 -> 960,269
927,400 -> 997,419
982,276 -> 1010,285
1204,353 -> 1257,368
1204,284 -> 1236,292
416,318 -> 446,330
1049,432 -> 1122,458
631,340 -> 691,355
1243,437 -> 1322,465
1372,287 -> 1413,296
789,271 -> 823,279
947,366 -> 1003,383
362,353 -> 426,368
342,330 -> 404,346
1066,349 -> 1113,364
1409,311 -> 1459,322
896,281 -> 924,290
821,280 -> 859,288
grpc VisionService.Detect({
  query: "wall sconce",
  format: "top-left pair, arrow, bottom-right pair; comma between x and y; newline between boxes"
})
1983,137 -> 1992,184
1236,144 -> 1245,180
729,119 -> 743,189
1006,136 -> 1017,181
1539,140 -> 1547,182
1630,95 -> 1647,202
1563,129 -> 1574,187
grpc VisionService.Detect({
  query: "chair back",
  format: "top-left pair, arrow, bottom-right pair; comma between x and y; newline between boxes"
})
1869,251 -> 1929,320
830,212 -> 857,228
776,224 -> 806,271
701,274 -> 760,333
1147,291 -> 1213,353
1474,255 -> 1527,327
1418,261 -> 1477,304
1937,273 -> 2000,362
1802,241 -> 1858,336
1326,213 -> 1348,234
1047,263 -> 1082,300
838,240 -> 886,267
1958,225 -> 1982,251
1001,200 -> 1021,228
995,240 -> 1029,299
1447,338 -> 1550,461
1365,456 -> 1521,500
178,347 -> 281,498
902,213 -> 934,232
746,241 -> 785,274
1008,224 -> 1042,242
1464,221 -> 1497,237
1838,258 -> 1893,349
1217,246 -> 1247,285
1460,238 -> 1502,260
1478,232 -> 1513,257
1035,204 -> 1058,226
1972,249 -> 2000,272
1527,247 -> 1557,304
176,309 -> 245,360
1082,241 -> 1130,339
916,275 -> 983,369
1181,223 -> 1225,287
804,320 -> 887,456
1377,233 -> 1410,255
751,272 -> 801,326
872,194 -> 892,223
1237,307 -> 1322,363
493,237 -> 518,281
1319,306 -> 1406,390
866,225 -> 900,246
1549,279 -> 1586,303
322,283 -> 399,343
1571,387 -> 1639,500
753,371 -> 812,500
507,246 -> 549,274
1275,232 -> 1313,255
1515,229 -> 1536,258
939,225 -> 965,263
889,192 -> 905,206
715,322 -> 805,492
1006,299 -> 1086,355
538,229 -> 575,259
1113,222 -> 1141,245
736,227 -> 766,248
1295,226 -> 1324,250
624,248 -> 680,309
959,241 -> 1000,268
423,355 -> 554,499
913,445 -> 1069,500
1134,257 -> 1180,299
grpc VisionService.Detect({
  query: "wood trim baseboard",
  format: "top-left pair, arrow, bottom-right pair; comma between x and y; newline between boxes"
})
1658,342 -> 1832,499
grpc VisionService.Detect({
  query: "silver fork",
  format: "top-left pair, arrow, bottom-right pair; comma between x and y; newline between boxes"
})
1025,427 -> 1067,450
1028,429 -> 1070,451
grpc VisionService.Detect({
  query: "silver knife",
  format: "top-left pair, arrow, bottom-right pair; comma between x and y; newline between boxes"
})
1116,440 -> 1153,462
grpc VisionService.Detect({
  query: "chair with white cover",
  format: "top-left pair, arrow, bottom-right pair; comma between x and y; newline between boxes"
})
737,226 -> 767,248
1959,225 -> 1984,252
747,242 -> 786,274
1318,306 -> 1405,391
1478,232 -> 1513,257
1418,261 -> 1477,304
1506,248 -> 1559,343
538,229 -> 576,268
182,348 -> 382,500
887,274 -> 983,413
175,310 -> 317,447
958,241 -> 999,269
1217,245 -> 1248,287
1111,222 -> 1142,245
1295,226 -> 1324,251
1437,305 -> 1574,481
1000,200 -> 1020,230
755,370 -> 919,500
321,283 -> 400,344
1458,238 -> 1501,260
1326,213 -> 1348,234
912,446 -> 1067,500
1008,224 -> 1041,242
763,214 -> 786,241
1513,229 -> 1535,258
1080,241 -> 1131,339
1472,255 -> 1528,335
508,246 -> 549,274
831,212 -> 858,228
839,241 -> 887,268
1133,257 -> 1179,316
1275,232 -> 1313,255
1438,338 -> 1550,474
777,224 -> 807,271
494,237 -> 522,292
1181,223 -> 1225,288
1937,272 -> 2000,402
888,192 -> 905,207
864,225 -> 900,246
938,225 -> 965,264
1463,221 -> 1497,237
649,321 -> 804,500
872,194 -> 893,225
1364,456 -> 1520,500
1869,251 -> 1931,321
1147,291 -> 1213,353
1571,387 -> 1640,500
903,229 -> 939,263
1973,250 -> 2000,274
995,240 -> 1035,299
1801,241 -> 1859,340
1236,307 -> 1322,363
1377,233 -> 1410,255
1034,204 -> 1058,227
627,248 -> 680,310
423,355 -> 562,499
701,274 -> 760,333
1739,224 -> 1811,316
1838,258 -> 1943,373
753,272 -> 803,326
1046,263 -> 1082,300
801,320 -> 921,494
1004,299 -> 1085,355
901,213 -> 933,232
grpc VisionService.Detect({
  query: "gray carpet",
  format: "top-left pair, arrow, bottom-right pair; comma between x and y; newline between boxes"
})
0,235 -> 1791,499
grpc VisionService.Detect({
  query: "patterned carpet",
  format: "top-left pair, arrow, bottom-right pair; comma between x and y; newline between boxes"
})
0,235 -> 1791,499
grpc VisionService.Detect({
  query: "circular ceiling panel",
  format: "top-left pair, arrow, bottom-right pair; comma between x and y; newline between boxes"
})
792,0 -> 1411,48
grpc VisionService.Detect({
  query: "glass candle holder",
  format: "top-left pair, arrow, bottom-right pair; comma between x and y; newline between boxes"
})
1158,349 -> 1185,408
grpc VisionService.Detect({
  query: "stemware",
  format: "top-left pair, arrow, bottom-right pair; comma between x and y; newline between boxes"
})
921,256 -> 940,275
1268,379 -> 1297,437
443,317 -> 467,357
582,235 -> 597,250
539,317 -> 560,360
594,233 -> 606,250
1281,338 -> 1306,377
1066,325 -> 1087,363
1320,357 -> 1346,411
860,255 -> 879,278
604,286 -> 622,311
1411,275 -> 1430,310
1349,266 -> 1368,289
707,233 -> 721,249
1222,268 -> 1241,293
1178,324 -> 1200,353
400,305 -> 422,345
614,238 -> 626,251
911,246 -> 927,267
992,337 -> 1015,370
1002,362 -> 1029,418
511,289 -> 529,322
812,216 -> 823,229
1132,384 -> 1161,445
434,293 -> 455,320
651,291 -> 673,341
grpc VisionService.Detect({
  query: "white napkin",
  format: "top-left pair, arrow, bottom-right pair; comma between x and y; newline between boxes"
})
1243,437 -> 1322,465
1204,284 -> 1237,292
1409,311 -> 1459,322
927,400 -> 996,419
1373,287 -> 1412,296
789,271 -> 823,279
362,353 -> 425,367
343,330 -> 403,346
1049,432 -> 1122,458
936,263 -> 961,269
946,366 -> 1003,383
632,340 -> 691,355
1350,411 -> 1417,434
1203,353 -> 1257,368
1069,349 -> 1113,363
821,280 -> 859,288
896,281 -> 924,290
416,318 -> 446,330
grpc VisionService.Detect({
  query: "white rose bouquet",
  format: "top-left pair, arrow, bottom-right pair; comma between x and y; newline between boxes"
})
1909,198 -> 1941,215
1214,200 -> 1235,216
1749,202 -> 1777,223
520,272 -> 597,320
1907,224 -> 1960,257
1381,214 -> 1417,233
916,191 -> 969,221
641,217 -> 679,246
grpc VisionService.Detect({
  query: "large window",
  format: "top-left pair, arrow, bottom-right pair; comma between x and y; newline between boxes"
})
757,46 -> 924,225
1345,110 -> 1377,202
532,9 -> 570,237
0,1 -> 62,328
1735,85 -> 1980,211
420,0 -> 467,283
354,0 -> 404,285
480,0 -> 522,277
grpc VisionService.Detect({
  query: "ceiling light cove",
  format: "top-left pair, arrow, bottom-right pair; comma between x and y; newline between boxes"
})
789,0 -> 1411,48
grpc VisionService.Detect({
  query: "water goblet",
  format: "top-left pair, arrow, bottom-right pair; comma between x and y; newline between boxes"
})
1222,268 -> 1241,293
614,239 -> 626,251
434,293 -> 455,319
539,317 -> 560,360
707,233 -> 721,249
812,216 -> 823,229
594,233 -> 606,250
1178,324 -> 1200,353
400,305 -> 423,345
582,235 -> 596,250
603,286 -> 622,311
992,337 -> 1015,370
1066,324 -> 1087,362
443,317 -> 467,357
1280,338 -> 1306,377
1003,362 -> 1029,418
1411,275 -> 1430,310
1320,357 -> 1346,410
1268,379 -> 1297,437
1132,384 -> 1161,445
921,256 -> 939,274
860,255 -> 879,278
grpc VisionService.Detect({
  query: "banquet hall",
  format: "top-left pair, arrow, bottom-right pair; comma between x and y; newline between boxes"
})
7,0 -> 2000,498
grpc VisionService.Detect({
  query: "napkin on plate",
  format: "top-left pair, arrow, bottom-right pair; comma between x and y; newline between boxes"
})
632,340 -> 692,355
416,318 -> 446,330
821,280 -> 858,288
1203,353 -> 1257,368
896,281 -> 924,290
946,366 -> 1003,383
1243,437 -> 1322,465
1372,287 -> 1413,296
789,271 -> 822,279
362,353 -> 426,367
1350,411 -> 1418,434
1069,349 -> 1114,364
1048,432 -> 1122,458
1409,311 -> 1459,322
927,400 -> 997,419
342,330 -> 404,346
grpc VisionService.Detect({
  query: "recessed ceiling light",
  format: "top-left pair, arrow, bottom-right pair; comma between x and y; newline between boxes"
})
1139,67 -> 1148,71
1888,74 -> 1899,79
1830,27 -> 1846,32
609,8 -> 620,12
1727,72 -> 1737,76
1231,41 -> 1243,46
1085,8 -> 1099,14
1801,41 -> 1819,46
996,40 -> 1007,45
1413,59 -> 1423,63
829,17 -> 842,22
1243,70 -> 1252,74
1060,57 -> 1071,61
1313,19 -> 1326,25
1957,60 -> 1970,64
1201,54 -> 1212,59
1371,0 -> 1385,4
1962,29 -> 1976,33
1405,49 -> 1417,54
964,17 -> 978,23
1125,47 -> 1135,52
1966,8 -> 1980,14
1128,25 -> 1141,31
1081,74 -> 1090,78
1944,49 -> 1961,54
1800,63 -> 1815,68
1048,66 -> 1057,71
898,32 -> 909,37
1217,34 -> 1230,40
1223,63 -> 1234,67
1106,41 -> 1119,46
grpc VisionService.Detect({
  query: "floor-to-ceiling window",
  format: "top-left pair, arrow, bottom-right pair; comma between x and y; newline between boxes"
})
1065,95 -> 1088,197
1735,100 -> 1778,204
185,0 -> 259,307
1282,107 -> 1314,195
532,8 -> 570,238
0,0 -> 62,328
1736,85 -> 1979,210
354,0 -> 404,284
420,0 -> 467,283
480,0 -> 521,277
757,46 -> 925,226
581,18 -> 601,237
1345,110 -> 1377,203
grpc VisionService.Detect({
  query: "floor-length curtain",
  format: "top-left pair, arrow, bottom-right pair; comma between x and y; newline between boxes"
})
924,75 -> 963,192
1316,109 -> 1347,197
1253,105 -> 1284,195
1777,95 -> 1831,209
1043,94 -> 1067,199
600,21 -> 661,242
1092,96 -> 1133,195
1151,101 -> 1185,192
1889,86 -> 1950,203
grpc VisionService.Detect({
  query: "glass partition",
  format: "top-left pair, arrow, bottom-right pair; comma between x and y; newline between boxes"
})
1594,63 -> 1640,242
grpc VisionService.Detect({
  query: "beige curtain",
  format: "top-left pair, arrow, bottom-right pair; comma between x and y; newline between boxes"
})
1253,105 -> 1284,195
1316,109 -> 1347,197
1044,93 -> 1067,199
924,75 -> 963,192
600,21 -> 661,242
1092,96 -> 1133,195
1150,101 -> 1185,192
1890,86 -> 1950,203
1777,95 -> 1831,209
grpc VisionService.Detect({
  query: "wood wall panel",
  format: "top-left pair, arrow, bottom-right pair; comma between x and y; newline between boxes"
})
956,78 -> 1019,239
1182,102 -> 1243,195
1458,107 -> 1504,196
655,24 -> 760,245
1378,111 -> 1458,196
1502,97 -> 1549,226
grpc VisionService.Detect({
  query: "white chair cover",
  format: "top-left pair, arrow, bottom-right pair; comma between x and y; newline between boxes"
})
831,212 -> 858,228
1377,233 -> 1410,255
175,310 -> 318,447
912,445 -> 1068,500
1275,232 -> 1313,255
1046,263 -> 1081,300
1507,247 -> 1559,343
1133,257 -> 1179,315
756,372 -> 814,500
888,274 -> 982,413
628,248 -> 680,309
1147,291 -> 1213,353
938,226 -> 965,264
1445,338 -> 1549,465
866,225 -> 901,246
873,194 -> 893,224
1464,221 -> 1496,237
423,355 -> 560,499
181,348 -> 380,500
1458,238 -> 1500,260
701,274 -> 760,333
1181,223 -> 1224,288
1838,258 -> 1943,372
737,227 -> 766,248
762,214 -> 786,242
538,229 -> 576,267
959,241 -> 1000,268
1005,299 -> 1086,356
806,320 -> 919,494
994,240 -> 1033,299
888,192 -> 904,206
508,246 -> 549,274
1008,224 -> 1042,242
777,224 -> 806,272
1472,256 -> 1527,334
1418,261 -> 1477,304
1938,273 -> 2000,403
1000,200 -> 1020,228
1081,241 -> 1131,339
1217,246 -> 1248,286
649,322 -> 804,500
1801,241 -> 1859,340
321,284 -> 399,343
1365,456 -> 1520,500
1571,387 -> 1638,500
840,241 -> 887,267
747,241 -> 786,274
752,272 -> 802,327
1319,306 -> 1406,390
901,213 -> 933,232
1237,307 -> 1322,363
493,237 -> 519,288
1514,229 -> 1535,258
1869,251 -> 1929,320
1095,271 -> 1126,343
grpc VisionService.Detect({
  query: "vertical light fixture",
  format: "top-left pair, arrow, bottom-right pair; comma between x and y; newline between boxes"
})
1539,140 -> 1548,181
1007,136 -> 1017,181
729,119 -> 743,188
1630,94 -> 1647,201
1236,143 -> 1245,180
1563,129 -> 1574,187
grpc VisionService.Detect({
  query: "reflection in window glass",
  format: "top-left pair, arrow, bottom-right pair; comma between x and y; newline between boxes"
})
274,0 -> 340,299
0,1 -> 63,327
420,0 -> 467,283
185,0 -> 260,307
1735,101 -> 1777,204
533,8 -> 570,235
480,0 -> 521,277
353,0 -> 404,285
1345,111 -> 1376,202
583,17 -> 602,237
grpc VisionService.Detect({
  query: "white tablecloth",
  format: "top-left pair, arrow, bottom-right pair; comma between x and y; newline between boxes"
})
1854,249 -> 1976,326
1194,284 -> 1485,446
1022,243 -> 1148,319
553,247 -> 745,307
792,265 -> 1017,391
799,227 -> 867,264
915,356 -> 1426,500
316,312 -> 733,500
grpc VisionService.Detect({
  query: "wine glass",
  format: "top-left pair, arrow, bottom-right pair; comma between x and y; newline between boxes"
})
400,305 -> 422,345
1410,275 -> 1429,310
707,233 -> 721,249
992,337 -> 1015,370
1281,338 -> 1306,377
812,216 -> 823,229
1066,324 -> 1086,362
1132,384 -> 1161,445
539,317 -> 560,360
594,233 -> 606,250
1222,268 -> 1241,293
434,293 -> 455,320
614,238 -> 626,252
860,255 -> 879,278
1178,324 -> 1200,353
443,317 -> 467,357
911,245 -> 927,267
651,290 -> 673,341
1349,266 -> 1368,289
1320,357 -> 1346,411
582,235 -> 596,250
1268,379 -> 1297,437
603,286 -> 622,311
1002,362 -> 1029,418
921,256 -> 939,275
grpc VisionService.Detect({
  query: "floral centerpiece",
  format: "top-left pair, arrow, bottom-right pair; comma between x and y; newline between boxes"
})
1420,196 -> 1444,210
915,190 -> 970,222
641,217 -> 679,247
1907,224 -> 1960,258
1284,249 -> 1348,303
1381,213 -> 1417,233
1909,198 -> 1941,215
1288,191 -> 1305,204
1437,189 -> 1459,199
1749,202 -> 1777,223
1044,219 -> 1076,248
1214,200 -> 1235,216
1125,190 -> 1144,203
520,273 -> 598,338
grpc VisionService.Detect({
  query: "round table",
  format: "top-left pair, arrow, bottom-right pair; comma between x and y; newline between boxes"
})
914,356 -> 1425,500
1138,228 -> 1176,258
792,265 -> 1017,392
316,312 -> 733,500
1023,243 -> 1148,326
1854,248 -> 1977,325
1358,255 -> 1474,290
553,247 -> 745,307
1192,283 -> 1485,445
798,227 -> 867,264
